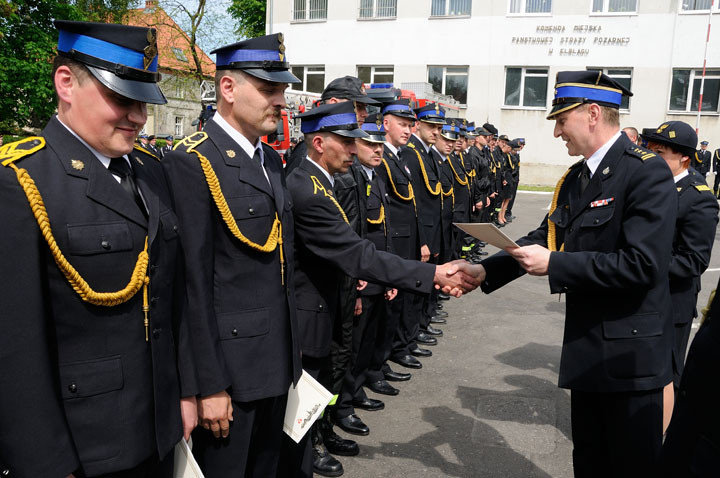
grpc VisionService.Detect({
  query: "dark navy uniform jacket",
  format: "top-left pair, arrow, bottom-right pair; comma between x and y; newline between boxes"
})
163,120 -> 302,403
693,149 -> 712,175
287,158 -> 435,358
431,148 -> 455,257
448,151 -> 472,223
401,135 -> 443,254
481,134 -> 678,393
0,117 -> 195,477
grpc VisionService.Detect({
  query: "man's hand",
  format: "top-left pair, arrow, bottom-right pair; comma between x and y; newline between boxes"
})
420,245 -> 430,262
503,180 -> 508,186
490,192 -> 498,198
354,297 -> 363,316
486,197 -> 491,207
198,390 -> 233,439
181,396 -> 198,441
434,261 -> 484,296
475,201 -> 484,210
385,288 -> 398,301
356,280 -> 368,291
506,245 -> 551,276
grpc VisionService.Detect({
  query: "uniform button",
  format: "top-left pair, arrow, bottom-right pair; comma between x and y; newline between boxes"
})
152,328 -> 161,339
318,304 -> 324,311
631,329 -> 638,335
173,225 -> 178,232
249,208 -> 255,215
593,219 -> 599,224
149,265 -> 158,276
68,383 -> 77,393
101,240 -> 111,250
569,227 -> 574,233
150,297 -> 159,307
416,280 -> 422,287
231,328 -> 238,336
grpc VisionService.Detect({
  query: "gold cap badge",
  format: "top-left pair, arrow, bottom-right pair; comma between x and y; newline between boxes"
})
143,29 -> 158,70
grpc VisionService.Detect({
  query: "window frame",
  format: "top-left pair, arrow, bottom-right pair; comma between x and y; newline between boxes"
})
357,65 -> 395,84
502,66 -> 549,110
585,67 -> 633,112
429,0 -> 472,18
667,68 -> 720,115
679,0 -> 720,14
427,65 -> 469,105
291,0 -> 328,23
507,0 -> 553,17
174,116 -> 184,137
589,0 -> 638,16
357,0 -> 397,20
289,65 -> 326,94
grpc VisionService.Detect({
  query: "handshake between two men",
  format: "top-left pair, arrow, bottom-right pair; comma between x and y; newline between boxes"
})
433,244 -> 551,296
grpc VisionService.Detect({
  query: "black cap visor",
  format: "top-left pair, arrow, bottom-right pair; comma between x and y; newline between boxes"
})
361,132 -> 386,143
87,66 -> 167,105
419,116 -> 445,125
242,67 -> 301,84
386,110 -> 416,120
332,127 -> 369,138
353,95 -> 381,105
441,132 -> 459,141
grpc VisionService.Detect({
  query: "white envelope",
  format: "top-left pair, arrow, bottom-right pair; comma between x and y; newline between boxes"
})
283,370 -> 334,443
174,438 -> 204,478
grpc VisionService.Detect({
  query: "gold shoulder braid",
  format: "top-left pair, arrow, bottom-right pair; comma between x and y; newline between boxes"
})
441,159 -> 455,208
408,146 -> 441,196
1,137 -> 152,340
176,132 -> 286,285
447,155 -> 469,189
310,175 -> 349,224
547,167 -> 574,252
380,158 -> 417,214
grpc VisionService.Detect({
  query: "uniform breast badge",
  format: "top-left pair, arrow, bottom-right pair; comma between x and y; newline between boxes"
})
226,150 -> 236,158
71,159 -> 84,171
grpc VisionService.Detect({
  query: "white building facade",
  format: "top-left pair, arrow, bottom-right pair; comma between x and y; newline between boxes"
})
271,0 -> 720,185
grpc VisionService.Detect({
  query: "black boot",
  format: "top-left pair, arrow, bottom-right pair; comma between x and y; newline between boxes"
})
313,425 -> 344,477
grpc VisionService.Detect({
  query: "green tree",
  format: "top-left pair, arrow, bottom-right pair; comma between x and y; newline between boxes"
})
228,0 -> 265,39
0,1 -> 136,134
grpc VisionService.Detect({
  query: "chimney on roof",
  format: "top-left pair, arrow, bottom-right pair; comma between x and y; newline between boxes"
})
145,0 -> 157,9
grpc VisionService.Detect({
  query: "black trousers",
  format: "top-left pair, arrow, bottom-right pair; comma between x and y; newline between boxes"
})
391,289 -> 424,359
506,179 -> 519,215
77,452 -> 173,478
571,388 -> 663,477
193,394 -> 287,478
329,275 -> 357,395
366,292 -> 399,383
713,172 -> 720,195
672,320 -> 694,388
335,294 -> 385,418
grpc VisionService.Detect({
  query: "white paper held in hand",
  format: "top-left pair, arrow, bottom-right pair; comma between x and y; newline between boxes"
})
174,437 -> 204,478
284,370 -> 334,443
453,223 -> 519,250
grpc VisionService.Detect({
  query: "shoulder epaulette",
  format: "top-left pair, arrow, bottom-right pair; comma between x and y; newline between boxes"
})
0,136 -> 45,167
694,184 -> 712,192
174,131 -> 208,152
628,145 -> 656,161
407,142 -> 416,149
133,144 -> 160,161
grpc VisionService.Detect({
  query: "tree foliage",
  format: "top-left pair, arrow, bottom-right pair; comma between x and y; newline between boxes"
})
228,0 -> 265,39
0,1 -> 137,134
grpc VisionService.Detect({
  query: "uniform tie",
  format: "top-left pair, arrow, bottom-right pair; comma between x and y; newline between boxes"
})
109,157 -> 148,219
253,148 -> 272,188
579,162 -> 591,195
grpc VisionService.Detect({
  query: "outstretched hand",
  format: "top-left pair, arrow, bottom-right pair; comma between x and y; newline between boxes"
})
506,244 -> 551,276
433,260 -> 486,296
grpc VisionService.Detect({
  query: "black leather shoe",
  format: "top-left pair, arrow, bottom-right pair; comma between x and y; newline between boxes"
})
430,316 -> 447,324
416,332 -> 438,345
438,292 -> 450,300
320,420 -> 359,456
505,216 -> 513,223
436,302 -> 444,310
384,369 -> 411,382
410,345 -> 432,357
390,354 -> 422,369
366,379 -> 399,396
425,325 -> 444,337
336,414 -> 370,435
313,444 -> 344,477
352,396 -> 386,410
434,310 -> 449,318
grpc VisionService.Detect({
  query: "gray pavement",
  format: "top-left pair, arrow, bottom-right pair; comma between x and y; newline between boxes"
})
337,191 -> 720,478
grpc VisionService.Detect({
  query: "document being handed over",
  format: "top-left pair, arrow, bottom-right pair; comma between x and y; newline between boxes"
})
284,370 -> 334,443
453,223 -> 519,250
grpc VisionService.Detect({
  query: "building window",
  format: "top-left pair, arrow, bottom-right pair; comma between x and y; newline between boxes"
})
504,67 -> 548,108
293,0 -> 328,20
681,0 -> 718,11
669,69 -> 720,113
171,47 -> 189,62
591,0 -> 636,13
290,65 -> 326,93
175,82 -> 185,99
358,66 -> 394,84
428,66 -> 468,104
431,0 -> 471,16
359,0 -> 397,18
175,116 -> 184,137
586,68 -> 632,110
508,0 -> 552,14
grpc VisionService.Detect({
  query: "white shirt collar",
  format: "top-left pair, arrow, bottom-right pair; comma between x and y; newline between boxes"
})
674,169 -> 689,184
211,113 -> 264,166
585,130 -> 621,177
306,156 -> 334,186
385,143 -> 399,156
413,134 -> 431,154
360,164 -> 374,180
56,115 -> 127,170
431,146 -> 447,161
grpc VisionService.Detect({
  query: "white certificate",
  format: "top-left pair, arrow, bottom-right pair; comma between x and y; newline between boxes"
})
174,438 -> 204,478
283,370 -> 334,443
453,223 -> 519,250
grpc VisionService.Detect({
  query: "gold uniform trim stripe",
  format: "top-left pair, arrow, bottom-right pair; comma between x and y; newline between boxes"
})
555,82 -> 623,93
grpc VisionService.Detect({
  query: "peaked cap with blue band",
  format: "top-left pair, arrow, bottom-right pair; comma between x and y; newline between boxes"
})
211,33 -> 300,84
466,121 -> 478,136
547,70 -> 632,119
296,102 -> 368,139
381,99 -> 417,120
414,103 -> 445,124
360,113 -> 387,143
643,120 -> 698,157
441,118 -> 460,141
54,20 -> 166,104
